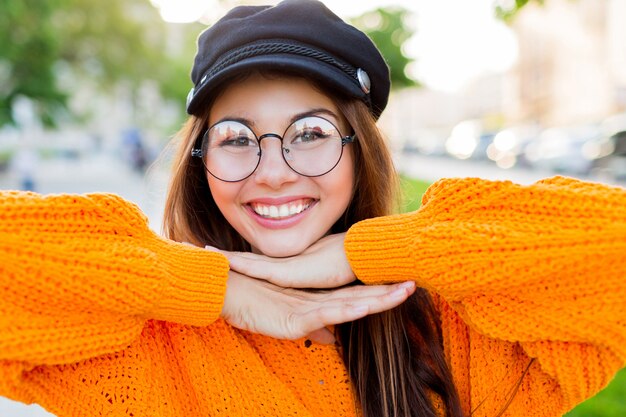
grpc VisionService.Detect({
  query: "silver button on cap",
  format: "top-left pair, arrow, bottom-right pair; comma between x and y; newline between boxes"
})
186,87 -> 195,109
357,68 -> 371,94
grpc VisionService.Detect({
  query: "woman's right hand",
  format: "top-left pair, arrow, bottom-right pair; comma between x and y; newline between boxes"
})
221,270 -> 415,344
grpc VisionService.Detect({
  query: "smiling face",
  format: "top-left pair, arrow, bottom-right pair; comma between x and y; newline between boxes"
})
205,74 -> 355,257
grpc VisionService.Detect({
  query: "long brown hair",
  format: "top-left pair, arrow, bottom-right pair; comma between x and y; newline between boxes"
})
162,73 -> 464,417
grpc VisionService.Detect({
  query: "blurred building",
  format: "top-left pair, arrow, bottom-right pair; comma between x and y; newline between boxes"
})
380,87 -> 463,150
506,0 -> 626,126
381,72 -> 510,151
460,72 -> 511,128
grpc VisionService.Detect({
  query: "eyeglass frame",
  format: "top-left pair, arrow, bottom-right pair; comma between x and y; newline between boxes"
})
190,115 -> 356,182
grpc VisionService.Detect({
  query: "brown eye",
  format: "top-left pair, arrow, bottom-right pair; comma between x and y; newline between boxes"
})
221,136 -> 254,147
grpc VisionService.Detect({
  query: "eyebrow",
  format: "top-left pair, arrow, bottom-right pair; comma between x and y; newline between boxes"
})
214,108 -> 341,129
289,108 -> 340,124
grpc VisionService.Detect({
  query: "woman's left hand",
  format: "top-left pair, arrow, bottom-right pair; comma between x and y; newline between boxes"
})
207,233 -> 355,289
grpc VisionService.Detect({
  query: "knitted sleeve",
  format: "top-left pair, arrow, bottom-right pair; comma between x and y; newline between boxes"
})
344,176 -> 626,415
0,191 -> 228,379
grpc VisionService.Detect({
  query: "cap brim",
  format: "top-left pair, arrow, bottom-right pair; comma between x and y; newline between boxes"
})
186,54 -> 366,116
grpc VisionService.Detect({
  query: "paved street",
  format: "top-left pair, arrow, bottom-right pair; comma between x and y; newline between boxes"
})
0,154 -> 168,231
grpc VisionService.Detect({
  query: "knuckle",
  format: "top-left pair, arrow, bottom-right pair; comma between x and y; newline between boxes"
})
285,311 -> 306,338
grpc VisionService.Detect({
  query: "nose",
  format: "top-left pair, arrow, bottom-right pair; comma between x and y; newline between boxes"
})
253,136 -> 299,189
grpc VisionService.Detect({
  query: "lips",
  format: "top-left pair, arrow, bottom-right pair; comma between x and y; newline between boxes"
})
249,198 -> 314,219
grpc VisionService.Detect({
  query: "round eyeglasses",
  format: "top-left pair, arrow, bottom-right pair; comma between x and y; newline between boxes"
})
191,115 -> 355,182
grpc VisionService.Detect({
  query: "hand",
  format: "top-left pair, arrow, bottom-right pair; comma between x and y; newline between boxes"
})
220,270 -> 416,344
208,233 -> 355,289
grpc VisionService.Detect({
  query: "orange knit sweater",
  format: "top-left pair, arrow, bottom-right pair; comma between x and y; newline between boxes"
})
1,176 -> 625,417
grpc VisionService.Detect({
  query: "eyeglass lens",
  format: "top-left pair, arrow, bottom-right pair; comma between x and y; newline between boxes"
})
202,116 -> 346,182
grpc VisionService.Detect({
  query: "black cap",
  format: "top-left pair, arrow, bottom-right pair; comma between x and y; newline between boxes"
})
186,0 -> 390,119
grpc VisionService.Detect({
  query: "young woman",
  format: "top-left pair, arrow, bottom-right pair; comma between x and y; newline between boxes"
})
1,1 -> 625,417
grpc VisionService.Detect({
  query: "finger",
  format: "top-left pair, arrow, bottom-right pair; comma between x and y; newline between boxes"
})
296,304 -> 370,335
206,247 -> 294,286
359,284 -> 416,315
208,247 -> 258,260
204,245 -> 227,254
226,251 -> 354,289
211,237 -> 356,289
306,328 -> 336,345
319,281 -> 415,302
324,286 -> 414,316
225,251 -> 296,287
296,284 -> 416,332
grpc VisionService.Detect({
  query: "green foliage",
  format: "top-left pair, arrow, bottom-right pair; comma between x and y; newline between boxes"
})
399,175 -> 430,212
0,0 -> 200,128
495,0 -> 545,22
566,368 -> 626,417
0,0 -> 67,126
0,1 -> 421,128
351,8 -> 418,90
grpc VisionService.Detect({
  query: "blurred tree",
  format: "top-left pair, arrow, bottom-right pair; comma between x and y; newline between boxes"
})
494,0 -> 545,22
0,1 -> 422,128
0,0 -> 66,126
0,0 -> 200,127
351,7 -> 418,89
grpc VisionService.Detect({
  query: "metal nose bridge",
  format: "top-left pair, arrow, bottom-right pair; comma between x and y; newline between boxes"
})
255,132 -> 293,168
257,133 -> 291,157
258,132 -> 283,142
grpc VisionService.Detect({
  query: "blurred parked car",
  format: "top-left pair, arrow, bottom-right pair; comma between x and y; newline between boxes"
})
591,130 -> 626,180
402,129 -> 449,156
470,132 -> 496,161
486,125 -> 540,169
524,125 -> 603,175
445,120 -> 497,160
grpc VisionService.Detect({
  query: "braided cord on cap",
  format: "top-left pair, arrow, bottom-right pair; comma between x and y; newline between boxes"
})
199,40 -> 359,85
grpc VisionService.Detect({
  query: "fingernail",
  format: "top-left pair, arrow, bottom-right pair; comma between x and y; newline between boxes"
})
397,281 -> 414,290
390,288 -> 408,299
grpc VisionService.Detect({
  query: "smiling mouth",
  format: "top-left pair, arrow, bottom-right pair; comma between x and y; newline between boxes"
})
249,198 -> 315,220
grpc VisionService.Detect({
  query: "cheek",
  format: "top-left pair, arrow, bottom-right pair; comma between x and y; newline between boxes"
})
339,146 -> 356,194
206,174 -> 242,215
322,147 -> 355,214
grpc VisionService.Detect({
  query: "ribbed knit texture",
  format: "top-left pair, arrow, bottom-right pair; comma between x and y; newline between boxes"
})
346,176 -> 626,416
1,176 -> 625,417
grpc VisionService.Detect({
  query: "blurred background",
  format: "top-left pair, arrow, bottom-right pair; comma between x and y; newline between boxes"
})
1,0 -> 625,416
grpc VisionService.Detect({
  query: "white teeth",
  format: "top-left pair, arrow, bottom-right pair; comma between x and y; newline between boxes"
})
251,199 -> 312,219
